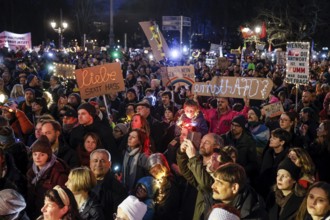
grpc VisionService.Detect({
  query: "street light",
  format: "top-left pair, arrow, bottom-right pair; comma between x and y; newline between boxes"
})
50,21 -> 68,48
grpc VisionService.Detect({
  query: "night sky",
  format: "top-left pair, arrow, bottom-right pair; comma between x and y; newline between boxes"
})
1,0 -> 330,50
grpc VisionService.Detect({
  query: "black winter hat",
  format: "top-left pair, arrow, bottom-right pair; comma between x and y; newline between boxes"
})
78,103 -> 97,118
278,158 -> 301,181
250,106 -> 261,120
231,115 -> 247,128
31,135 -> 52,160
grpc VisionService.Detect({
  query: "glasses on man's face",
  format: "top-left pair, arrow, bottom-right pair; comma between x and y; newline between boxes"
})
231,123 -> 241,128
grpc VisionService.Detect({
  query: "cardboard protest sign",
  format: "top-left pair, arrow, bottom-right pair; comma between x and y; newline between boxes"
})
75,63 -> 125,99
139,21 -> 169,62
262,102 -> 284,118
193,76 -> 273,100
161,65 -> 195,87
53,63 -> 76,79
286,42 -> 310,84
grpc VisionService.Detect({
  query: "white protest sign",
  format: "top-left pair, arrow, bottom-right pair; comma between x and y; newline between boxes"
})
262,102 -> 284,118
286,42 -> 310,84
0,31 -> 31,51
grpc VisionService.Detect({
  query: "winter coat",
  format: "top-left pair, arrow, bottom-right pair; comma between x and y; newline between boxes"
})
79,192 -> 105,220
69,118 -> 118,163
9,109 -> 34,142
200,106 -> 249,135
56,139 -> 79,168
230,185 -> 269,220
2,141 -> 28,175
136,176 -> 157,220
266,188 -> 305,220
91,171 -> 127,218
122,147 -> 149,191
177,151 -> 214,220
176,111 -> 209,137
221,131 -> 259,179
257,148 -> 288,199
26,159 -> 69,219
146,115 -> 166,153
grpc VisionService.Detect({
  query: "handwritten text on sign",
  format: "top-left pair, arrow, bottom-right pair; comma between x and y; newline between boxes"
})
286,42 -> 310,85
75,63 -> 125,99
262,102 -> 284,118
193,76 -> 273,100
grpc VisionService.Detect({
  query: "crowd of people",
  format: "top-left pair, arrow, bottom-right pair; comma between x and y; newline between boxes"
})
1,46 -> 330,220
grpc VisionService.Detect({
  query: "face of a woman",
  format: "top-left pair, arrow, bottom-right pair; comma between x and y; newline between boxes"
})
84,136 -> 97,153
131,115 -> 142,129
307,187 -> 330,218
277,169 -> 296,191
164,109 -> 174,121
288,151 -> 301,167
127,131 -> 140,148
33,152 -> 49,169
317,123 -> 326,138
279,114 -> 293,130
41,197 -> 66,220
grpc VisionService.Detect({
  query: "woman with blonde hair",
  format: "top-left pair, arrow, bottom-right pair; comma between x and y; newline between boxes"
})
287,147 -> 316,189
65,167 -> 104,220
10,84 -> 25,103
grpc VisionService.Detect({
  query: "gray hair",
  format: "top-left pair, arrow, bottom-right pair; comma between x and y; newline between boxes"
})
90,149 -> 111,162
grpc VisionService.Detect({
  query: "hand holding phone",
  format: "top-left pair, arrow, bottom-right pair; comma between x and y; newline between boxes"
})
187,131 -> 202,149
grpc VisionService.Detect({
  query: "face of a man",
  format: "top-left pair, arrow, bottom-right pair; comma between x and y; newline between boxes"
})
136,105 -> 150,118
41,123 -> 60,146
230,122 -> 243,137
62,116 -> 77,125
302,91 -> 311,104
199,134 -> 216,157
78,109 -> 93,126
25,91 -> 34,102
90,152 -> 111,180
161,95 -> 170,106
247,110 -> 258,122
211,177 -> 236,204
217,98 -> 229,111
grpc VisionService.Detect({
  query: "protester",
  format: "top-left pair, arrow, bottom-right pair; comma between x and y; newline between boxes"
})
0,189 -> 29,220
77,132 -> 103,167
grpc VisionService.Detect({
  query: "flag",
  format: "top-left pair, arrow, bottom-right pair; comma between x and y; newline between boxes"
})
260,22 -> 267,39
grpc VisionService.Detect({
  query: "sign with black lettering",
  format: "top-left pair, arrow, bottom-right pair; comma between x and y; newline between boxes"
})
75,63 -> 125,99
286,42 -> 310,84
193,76 -> 273,100
262,102 -> 284,118
161,65 -> 195,86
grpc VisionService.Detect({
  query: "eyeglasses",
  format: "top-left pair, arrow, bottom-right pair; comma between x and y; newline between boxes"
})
231,123 -> 241,128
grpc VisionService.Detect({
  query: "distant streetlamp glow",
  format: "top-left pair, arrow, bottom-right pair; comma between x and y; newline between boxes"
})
50,20 -> 68,48
255,26 -> 261,34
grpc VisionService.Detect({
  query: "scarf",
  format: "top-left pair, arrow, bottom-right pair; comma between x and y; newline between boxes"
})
32,154 -> 57,185
275,188 -> 293,215
123,147 -> 141,190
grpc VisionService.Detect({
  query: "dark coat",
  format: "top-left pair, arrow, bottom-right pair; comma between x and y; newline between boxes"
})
221,131 -> 259,179
91,171 -> 127,218
57,138 -> 79,168
69,118 -> 118,164
266,190 -> 304,220
231,185 -> 269,220
26,159 -> 69,219
146,115 -> 166,153
79,192 -> 105,220
2,141 -> 29,175
257,148 -> 288,199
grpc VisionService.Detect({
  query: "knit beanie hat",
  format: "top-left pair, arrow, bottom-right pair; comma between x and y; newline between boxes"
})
231,115 -> 247,128
31,135 -> 52,160
278,158 -> 301,181
118,195 -> 147,220
208,207 -> 240,220
0,189 -> 26,219
78,103 -> 97,118
127,88 -> 137,97
115,123 -> 128,135
68,93 -> 82,105
250,106 -> 261,120
27,74 -> 37,84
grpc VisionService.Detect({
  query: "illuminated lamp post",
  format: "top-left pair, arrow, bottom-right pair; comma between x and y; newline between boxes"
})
50,21 -> 68,49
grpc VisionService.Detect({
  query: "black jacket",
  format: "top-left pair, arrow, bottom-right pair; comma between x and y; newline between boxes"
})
79,192 -> 105,220
231,185 -> 269,220
91,171 -> 127,218
57,138 -> 80,168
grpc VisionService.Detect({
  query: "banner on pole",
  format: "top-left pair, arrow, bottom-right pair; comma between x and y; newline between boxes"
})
139,21 -> 169,62
285,42 -> 310,84
192,76 -> 273,100
75,63 -> 125,99
0,31 -> 31,51
262,102 -> 284,118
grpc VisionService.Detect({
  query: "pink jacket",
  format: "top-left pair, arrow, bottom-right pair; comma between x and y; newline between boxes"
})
200,106 -> 249,135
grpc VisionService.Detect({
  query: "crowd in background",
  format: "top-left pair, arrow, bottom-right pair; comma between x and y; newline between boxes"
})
1,45 -> 330,220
